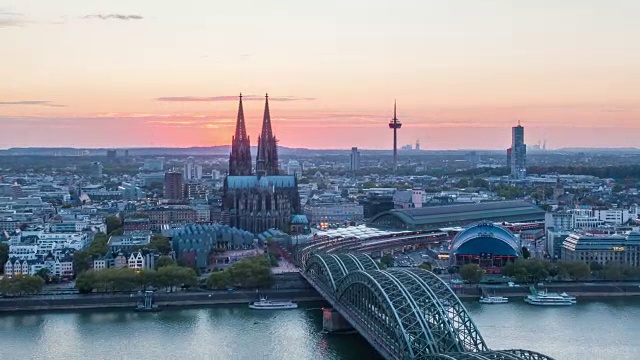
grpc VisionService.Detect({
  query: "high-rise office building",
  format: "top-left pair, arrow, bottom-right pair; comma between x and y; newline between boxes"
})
508,122 -> 527,179
164,172 -> 184,200
350,147 -> 360,171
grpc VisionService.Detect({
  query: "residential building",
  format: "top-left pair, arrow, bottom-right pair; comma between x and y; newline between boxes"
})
119,182 -> 144,200
546,229 -> 571,259
144,205 -> 197,231
545,211 -> 574,232
194,204 -> 211,222
114,252 -> 128,268
8,245 -> 38,260
183,158 -> 203,181
93,250 -> 158,271
164,172 -> 184,201
123,218 -> 151,232
594,209 -> 630,225
142,158 -> 165,171
304,202 -> 364,225
393,189 -> 423,209
128,251 -> 145,270
108,231 -> 151,252
184,182 -> 208,200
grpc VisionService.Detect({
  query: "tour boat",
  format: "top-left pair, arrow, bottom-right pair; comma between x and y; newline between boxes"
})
525,288 -> 575,306
479,295 -> 509,304
560,292 -> 577,303
249,296 -> 298,310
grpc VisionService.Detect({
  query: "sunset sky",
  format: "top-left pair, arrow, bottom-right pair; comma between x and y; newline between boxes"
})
1,0 -> 639,150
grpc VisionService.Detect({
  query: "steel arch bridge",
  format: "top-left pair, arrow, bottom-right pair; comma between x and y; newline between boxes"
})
302,253 -> 555,360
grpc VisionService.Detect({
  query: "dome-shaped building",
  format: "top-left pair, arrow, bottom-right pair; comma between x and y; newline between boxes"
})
450,222 -> 519,268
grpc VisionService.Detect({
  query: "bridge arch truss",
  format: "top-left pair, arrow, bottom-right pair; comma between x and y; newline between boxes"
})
302,253 -> 555,360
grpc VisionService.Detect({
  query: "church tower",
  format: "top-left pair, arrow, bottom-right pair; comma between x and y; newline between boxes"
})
228,93 -> 252,175
255,94 -> 279,176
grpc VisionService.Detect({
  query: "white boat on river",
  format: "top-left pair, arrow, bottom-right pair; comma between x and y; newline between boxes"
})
249,296 -> 298,310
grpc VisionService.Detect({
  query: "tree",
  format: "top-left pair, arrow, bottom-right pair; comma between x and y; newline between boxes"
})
459,264 -> 483,284
0,275 -> 44,296
105,215 -> 122,235
470,178 -> 489,189
418,262 -> 432,271
137,269 -> 156,291
521,247 -> 531,259
0,243 -> 8,274
502,262 -> 516,278
379,255 -> 395,269
514,267 -> 529,283
155,256 -> 175,269
589,262 -> 604,272
602,263 -> 624,280
268,253 -> 279,267
36,268 -> 51,281
612,183 -> 624,193
206,271 -> 231,289
156,265 -> 197,292
149,234 -> 172,255
565,262 -> 591,280
362,181 -> 376,189
456,178 -> 469,188
88,233 -> 109,256
206,256 -> 274,289
76,270 -> 97,293
73,250 -> 92,275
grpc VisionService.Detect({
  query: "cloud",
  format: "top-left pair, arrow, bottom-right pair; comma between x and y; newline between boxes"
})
0,10 -> 26,27
156,95 -> 315,102
0,100 -> 66,107
82,14 -> 143,21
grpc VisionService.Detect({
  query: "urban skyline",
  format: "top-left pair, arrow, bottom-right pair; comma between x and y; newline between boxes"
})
2,0 -> 640,150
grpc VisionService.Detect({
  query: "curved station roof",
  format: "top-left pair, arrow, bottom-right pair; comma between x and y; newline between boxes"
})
369,200 -> 545,230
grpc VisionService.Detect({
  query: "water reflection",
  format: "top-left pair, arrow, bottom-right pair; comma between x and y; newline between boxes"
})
10,300 -> 640,360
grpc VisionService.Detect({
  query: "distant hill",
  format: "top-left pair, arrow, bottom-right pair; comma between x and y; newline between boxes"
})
1,146 -> 638,157
555,147 -> 640,153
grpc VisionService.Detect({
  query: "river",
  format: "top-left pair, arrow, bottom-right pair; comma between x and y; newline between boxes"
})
1,299 -> 639,359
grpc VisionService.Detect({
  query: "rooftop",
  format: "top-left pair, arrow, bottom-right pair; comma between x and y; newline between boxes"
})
226,175 -> 296,189
370,200 -> 544,228
315,225 -> 409,241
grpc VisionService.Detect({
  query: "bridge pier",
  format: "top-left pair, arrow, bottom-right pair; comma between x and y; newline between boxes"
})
322,308 -> 353,333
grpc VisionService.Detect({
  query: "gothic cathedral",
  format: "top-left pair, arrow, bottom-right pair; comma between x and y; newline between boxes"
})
222,94 -> 301,233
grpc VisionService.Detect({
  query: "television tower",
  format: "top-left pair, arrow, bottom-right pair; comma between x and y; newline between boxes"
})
388,100 -> 402,168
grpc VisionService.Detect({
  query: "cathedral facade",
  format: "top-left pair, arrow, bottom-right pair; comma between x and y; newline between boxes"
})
222,94 -> 301,234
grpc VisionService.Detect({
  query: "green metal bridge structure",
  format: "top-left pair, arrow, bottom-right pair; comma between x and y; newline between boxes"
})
297,250 -> 554,360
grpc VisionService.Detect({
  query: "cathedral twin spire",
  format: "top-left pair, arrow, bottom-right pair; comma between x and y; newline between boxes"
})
228,93 -> 279,176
